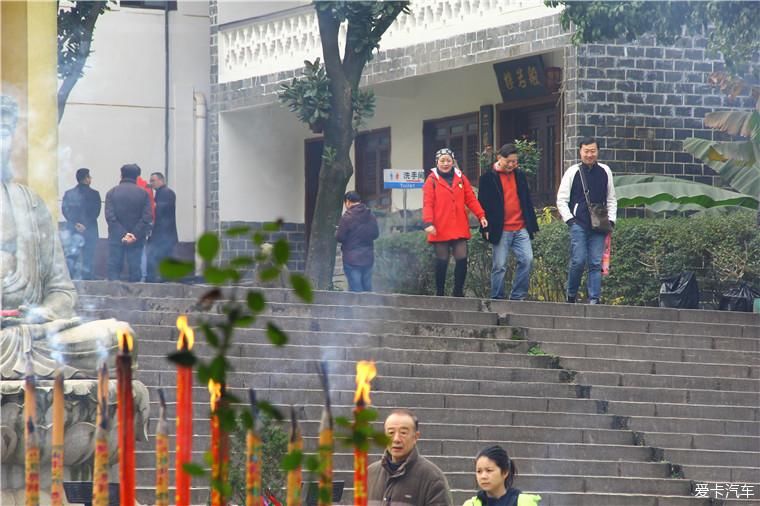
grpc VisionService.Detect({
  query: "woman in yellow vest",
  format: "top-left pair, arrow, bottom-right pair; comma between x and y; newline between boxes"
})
462,446 -> 541,506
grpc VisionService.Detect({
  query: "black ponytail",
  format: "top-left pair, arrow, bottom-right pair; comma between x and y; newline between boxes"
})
476,445 -> 518,490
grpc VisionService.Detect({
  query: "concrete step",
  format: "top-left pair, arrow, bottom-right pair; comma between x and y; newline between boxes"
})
559,355 -> 759,379
576,370 -> 760,392
526,327 -> 760,353
79,295 -> 499,326
491,298 -> 760,326
637,431 -> 760,452
81,308 -> 509,338
540,341 -> 760,366
507,313 -> 758,339
76,280 -> 759,327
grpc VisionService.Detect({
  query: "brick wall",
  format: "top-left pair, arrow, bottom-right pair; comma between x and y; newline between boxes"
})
219,221 -> 306,273
564,35 -> 754,186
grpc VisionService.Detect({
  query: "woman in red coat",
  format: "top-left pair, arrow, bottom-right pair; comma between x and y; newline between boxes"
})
423,148 -> 488,296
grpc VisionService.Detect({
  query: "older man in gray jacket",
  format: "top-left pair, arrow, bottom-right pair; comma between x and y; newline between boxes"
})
368,409 -> 453,506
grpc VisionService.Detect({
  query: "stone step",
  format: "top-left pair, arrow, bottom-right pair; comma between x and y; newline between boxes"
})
496,492 -> 760,506
507,313 -> 758,339
79,296 -> 499,326
559,355 -> 759,379
135,364 -> 758,410
662,447 -> 760,468
81,308 -> 509,338
576,371 -> 760,393
540,341 -> 760,366
639,431 -> 760,453
491,298 -> 760,326
76,281 -> 759,327
526,327 -> 759,353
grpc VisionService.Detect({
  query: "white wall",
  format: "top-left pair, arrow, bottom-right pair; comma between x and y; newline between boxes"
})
218,104 -> 312,223
363,61 -> 504,210
217,0 -> 308,25
58,3 -> 209,242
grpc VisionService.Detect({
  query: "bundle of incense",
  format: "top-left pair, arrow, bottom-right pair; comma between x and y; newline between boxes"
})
285,406 -> 302,506
246,389 -> 262,506
155,389 -> 170,506
316,361 -> 334,506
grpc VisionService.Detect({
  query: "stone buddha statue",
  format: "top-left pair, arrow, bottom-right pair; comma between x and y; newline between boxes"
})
1,94 -> 126,379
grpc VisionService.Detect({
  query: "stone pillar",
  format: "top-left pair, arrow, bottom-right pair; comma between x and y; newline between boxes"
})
0,0 -> 59,220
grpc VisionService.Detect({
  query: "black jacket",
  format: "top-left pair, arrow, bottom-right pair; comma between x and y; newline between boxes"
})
335,203 -> 379,267
62,184 -> 101,233
149,185 -> 178,245
105,178 -> 153,242
477,168 -> 539,244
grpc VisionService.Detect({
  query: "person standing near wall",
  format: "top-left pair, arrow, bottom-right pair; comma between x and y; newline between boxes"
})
335,191 -> 379,292
105,164 -> 153,282
61,168 -> 101,279
423,148 -> 488,297
146,172 -> 178,282
556,137 -> 617,304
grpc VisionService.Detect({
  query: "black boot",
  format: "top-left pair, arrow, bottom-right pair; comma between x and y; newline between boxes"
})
453,257 -> 468,297
434,259 -> 448,296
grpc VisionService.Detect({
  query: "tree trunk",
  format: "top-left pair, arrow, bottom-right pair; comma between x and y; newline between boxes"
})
304,80 -> 354,289
57,1 -> 105,123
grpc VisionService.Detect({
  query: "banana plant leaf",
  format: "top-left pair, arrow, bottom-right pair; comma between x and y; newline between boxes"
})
703,109 -> 760,138
616,181 -> 758,210
683,138 -> 760,198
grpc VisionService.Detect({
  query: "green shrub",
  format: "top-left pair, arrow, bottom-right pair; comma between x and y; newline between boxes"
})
373,210 -> 759,306
228,415 -> 288,504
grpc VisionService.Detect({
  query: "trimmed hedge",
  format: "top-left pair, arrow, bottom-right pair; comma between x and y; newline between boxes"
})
374,210 -> 759,306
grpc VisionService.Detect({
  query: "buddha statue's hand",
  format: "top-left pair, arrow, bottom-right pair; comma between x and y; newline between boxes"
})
25,317 -> 82,341
18,304 -> 64,323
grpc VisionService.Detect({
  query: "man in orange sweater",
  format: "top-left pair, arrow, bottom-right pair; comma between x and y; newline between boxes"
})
478,144 -> 539,300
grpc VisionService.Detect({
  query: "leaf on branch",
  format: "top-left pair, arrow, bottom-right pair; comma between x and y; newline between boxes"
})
167,350 -> 197,367
281,449 -> 304,470
197,232 -> 220,262
225,225 -> 251,236
290,273 -> 314,302
159,258 -> 194,280
266,322 -> 288,346
257,400 -> 284,421
273,238 -> 290,265
182,462 -> 207,477
259,266 -> 281,282
247,292 -> 266,313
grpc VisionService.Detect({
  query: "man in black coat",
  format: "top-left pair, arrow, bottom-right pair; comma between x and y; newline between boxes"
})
105,164 -> 153,282
61,168 -> 101,279
335,191 -> 379,292
146,172 -> 178,282
478,144 -> 539,300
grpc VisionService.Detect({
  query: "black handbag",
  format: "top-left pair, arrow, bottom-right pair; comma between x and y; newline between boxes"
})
578,166 -> 612,233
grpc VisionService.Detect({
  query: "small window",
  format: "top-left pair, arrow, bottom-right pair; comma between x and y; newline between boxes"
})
355,128 -> 391,208
119,1 -> 177,10
423,113 -> 481,184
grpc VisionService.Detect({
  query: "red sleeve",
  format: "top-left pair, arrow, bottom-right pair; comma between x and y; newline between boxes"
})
463,175 -> 485,219
422,175 -> 436,225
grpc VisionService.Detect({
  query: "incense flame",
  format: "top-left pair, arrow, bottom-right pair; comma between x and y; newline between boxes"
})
117,330 -> 134,353
354,360 -> 376,406
208,380 -> 222,410
176,315 -> 195,350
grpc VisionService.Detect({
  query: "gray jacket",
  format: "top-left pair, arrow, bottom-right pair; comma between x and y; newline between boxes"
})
367,447 -> 453,506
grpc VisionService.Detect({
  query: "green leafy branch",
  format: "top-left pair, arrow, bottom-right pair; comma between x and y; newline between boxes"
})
160,221 -> 313,498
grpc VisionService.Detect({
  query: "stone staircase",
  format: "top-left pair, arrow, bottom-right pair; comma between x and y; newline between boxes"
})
75,281 -> 760,506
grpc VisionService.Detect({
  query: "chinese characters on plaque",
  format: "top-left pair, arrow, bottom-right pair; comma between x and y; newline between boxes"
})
493,55 -> 550,101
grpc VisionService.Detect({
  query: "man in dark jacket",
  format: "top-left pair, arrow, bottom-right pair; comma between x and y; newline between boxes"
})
146,172 -> 178,282
105,164 -> 153,281
478,144 -> 539,300
61,168 -> 101,279
556,137 -> 617,304
335,191 -> 379,292
368,409 -> 453,506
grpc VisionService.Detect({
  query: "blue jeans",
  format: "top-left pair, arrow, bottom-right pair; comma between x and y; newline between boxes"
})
567,223 -> 606,300
344,264 -> 373,292
491,228 -> 533,300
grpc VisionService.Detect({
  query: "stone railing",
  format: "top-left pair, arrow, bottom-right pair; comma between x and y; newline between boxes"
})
218,0 -> 554,83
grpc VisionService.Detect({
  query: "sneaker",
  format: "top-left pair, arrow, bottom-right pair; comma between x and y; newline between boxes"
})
589,298 -> 600,304
566,296 -> 576,303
